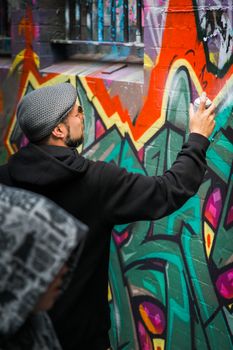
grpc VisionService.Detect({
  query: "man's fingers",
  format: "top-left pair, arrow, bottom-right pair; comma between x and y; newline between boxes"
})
200,92 -> 206,101
206,102 -> 216,115
199,92 -> 207,111
189,103 -> 194,118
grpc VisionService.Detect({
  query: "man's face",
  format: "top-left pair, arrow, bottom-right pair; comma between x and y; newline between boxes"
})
63,103 -> 85,148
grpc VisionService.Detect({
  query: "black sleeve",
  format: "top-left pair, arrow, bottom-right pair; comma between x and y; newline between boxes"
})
98,133 -> 210,225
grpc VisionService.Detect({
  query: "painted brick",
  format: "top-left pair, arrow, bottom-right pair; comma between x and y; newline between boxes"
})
0,1 -> 233,350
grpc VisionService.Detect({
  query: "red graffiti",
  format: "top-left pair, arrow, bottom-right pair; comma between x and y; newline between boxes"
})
4,6 -> 58,155
86,0 -> 232,141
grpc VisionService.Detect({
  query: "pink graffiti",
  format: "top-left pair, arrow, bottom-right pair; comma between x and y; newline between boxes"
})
112,230 -> 129,245
144,0 -> 165,7
216,268 -> 233,299
137,147 -> 144,162
226,205 -> 233,226
129,7 -> 137,24
204,188 -> 222,228
138,321 -> 153,350
96,119 -> 106,139
140,301 -> 165,335
20,135 -> 29,148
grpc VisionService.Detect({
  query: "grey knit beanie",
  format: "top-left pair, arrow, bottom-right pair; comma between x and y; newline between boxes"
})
16,83 -> 77,142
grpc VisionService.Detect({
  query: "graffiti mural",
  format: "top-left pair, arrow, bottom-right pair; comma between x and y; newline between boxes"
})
0,0 -> 232,349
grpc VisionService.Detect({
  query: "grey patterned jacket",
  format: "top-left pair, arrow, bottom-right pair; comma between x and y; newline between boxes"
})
0,184 -> 88,349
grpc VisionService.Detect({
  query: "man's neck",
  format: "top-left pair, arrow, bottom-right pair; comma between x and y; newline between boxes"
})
43,138 -> 67,147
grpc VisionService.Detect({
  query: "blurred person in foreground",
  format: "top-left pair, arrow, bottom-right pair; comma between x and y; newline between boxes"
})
0,83 -> 215,350
0,184 -> 87,350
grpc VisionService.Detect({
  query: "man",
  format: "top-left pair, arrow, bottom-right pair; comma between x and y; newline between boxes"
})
0,83 -> 215,349
0,183 -> 87,350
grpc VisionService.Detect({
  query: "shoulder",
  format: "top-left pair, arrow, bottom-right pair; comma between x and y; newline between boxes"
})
0,163 -> 11,184
87,159 -> 126,175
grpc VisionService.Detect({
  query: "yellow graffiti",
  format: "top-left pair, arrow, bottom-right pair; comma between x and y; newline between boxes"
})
153,338 -> 165,350
108,283 -> 112,302
80,59 -> 233,150
8,49 -> 40,77
6,49 -> 233,154
204,222 -> 215,258
144,53 -> 155,69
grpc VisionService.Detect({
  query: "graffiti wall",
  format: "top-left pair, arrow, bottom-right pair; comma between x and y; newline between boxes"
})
0,0 -> 232,349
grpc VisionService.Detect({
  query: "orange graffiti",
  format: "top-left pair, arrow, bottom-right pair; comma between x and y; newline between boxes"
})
18,7 -> 35,45
4,6 -> 58,155
85,0 -> 233,141
207,233 -> 211,249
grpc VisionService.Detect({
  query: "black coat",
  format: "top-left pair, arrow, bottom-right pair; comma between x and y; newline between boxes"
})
0,133 -> 209,350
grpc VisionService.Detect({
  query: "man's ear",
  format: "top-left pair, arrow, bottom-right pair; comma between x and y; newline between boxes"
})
51,123 -> 66,139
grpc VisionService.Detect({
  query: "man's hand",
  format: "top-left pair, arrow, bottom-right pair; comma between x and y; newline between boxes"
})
189,92 -> 216,138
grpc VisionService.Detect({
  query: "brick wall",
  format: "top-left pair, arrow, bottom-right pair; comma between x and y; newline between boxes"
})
0,1 -> 232,348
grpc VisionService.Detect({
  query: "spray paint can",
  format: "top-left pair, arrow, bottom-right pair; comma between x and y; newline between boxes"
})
194,95 -> 215,142
193,96 -> 212,112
